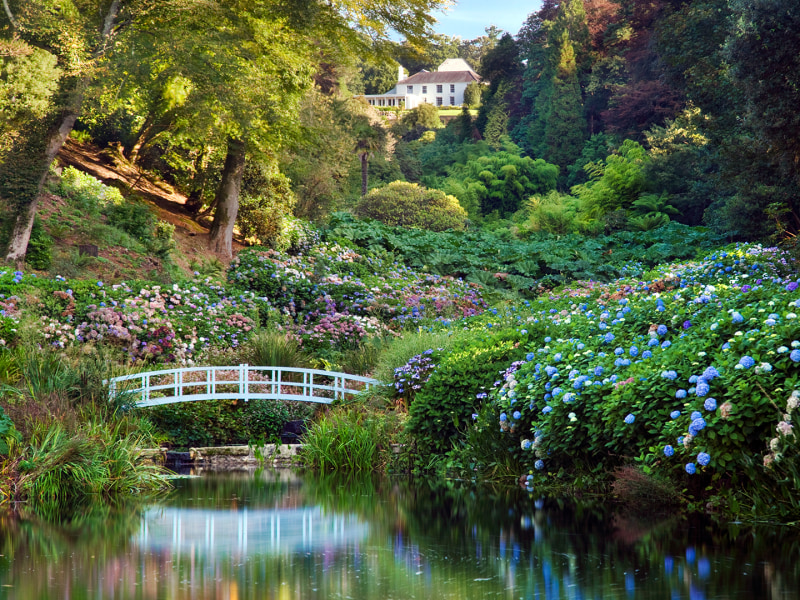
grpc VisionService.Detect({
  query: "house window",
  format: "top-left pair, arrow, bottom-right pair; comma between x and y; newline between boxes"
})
450,96 -> 455,105
436,97 -> 443,106
422,85 -> 427,93
407,85 -> 413,93
450,84 -> 455,93
436,84 -> 443,93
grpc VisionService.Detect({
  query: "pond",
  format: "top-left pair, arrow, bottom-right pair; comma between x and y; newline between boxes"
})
1,470 -> 799,599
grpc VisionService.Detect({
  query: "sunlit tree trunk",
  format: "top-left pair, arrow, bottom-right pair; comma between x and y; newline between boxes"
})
208,137 -> 246,259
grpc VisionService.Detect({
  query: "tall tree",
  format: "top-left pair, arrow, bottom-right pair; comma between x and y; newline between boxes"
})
1,0 -> 126,266
543,30 -> 586,170
353,115 -> 388,196
2,0 -> 446,263
725,0 -> 800,179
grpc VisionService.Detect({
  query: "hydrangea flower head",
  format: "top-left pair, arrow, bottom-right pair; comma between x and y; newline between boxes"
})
535,459 -> 545,470
689,417 -> 707,436
791,350 -> 800,363
670,410 -> 681,419
704,398 -> 717,411
676,389 -> 687,399
685,462 -> 696,475
697,452 -> 711,466
739,356 -> 756,369
695,382 -> 710,397
624,413 -> 635,425
657,324 -> 668,336
664,445 -> 674,457
732,312 -> 744,324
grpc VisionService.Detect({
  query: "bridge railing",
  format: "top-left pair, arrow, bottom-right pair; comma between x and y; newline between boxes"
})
106,365 -> 382,408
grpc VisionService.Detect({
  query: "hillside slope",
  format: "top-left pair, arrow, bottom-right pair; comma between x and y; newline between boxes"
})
49,138 -> 243,279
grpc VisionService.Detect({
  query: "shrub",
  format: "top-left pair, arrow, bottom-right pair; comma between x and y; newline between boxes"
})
400,103 -> 444,131
405,328 -> 534,455
472,244 -> 800,517
145,399 -> 289,448
443,151 -> 559,218
236,172 -> 297,248
353,182 -> 467,231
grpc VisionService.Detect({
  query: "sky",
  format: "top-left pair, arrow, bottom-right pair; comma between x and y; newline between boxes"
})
432,0 -> 542,40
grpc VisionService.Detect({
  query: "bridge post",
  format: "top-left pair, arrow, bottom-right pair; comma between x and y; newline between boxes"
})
240,363 -> 247,402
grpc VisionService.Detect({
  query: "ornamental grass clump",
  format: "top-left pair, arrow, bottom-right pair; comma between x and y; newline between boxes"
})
16,420 -> 170,518
301,408 -> 397,472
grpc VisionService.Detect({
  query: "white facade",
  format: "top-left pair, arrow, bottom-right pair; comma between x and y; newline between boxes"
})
360,59 -> 481,109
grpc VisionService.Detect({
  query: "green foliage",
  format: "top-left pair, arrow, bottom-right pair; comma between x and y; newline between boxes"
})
542,30 -> 586,170
573,140 -> 651,219
406,328 -> 534,455
725,0 -> 800,176
301,407 -> 398,472
237,171 -> 297,248
0,405 -> 20,455
26,217 -> 53,270
145,399 -> 290,448
463,81 -> 483,107
53,166 -> 175,259
373,329 -> 470,384
18,420 -> 170,516
400,103 -> 444,131
566,134 -> 616,188
242,331 -> 311,369
523,191 -> 587,235
482,82 -> 510,149
324,212 -> 724,295
0,40 -> 60,160
445,150 -> 559,218
354,181 -> 467,231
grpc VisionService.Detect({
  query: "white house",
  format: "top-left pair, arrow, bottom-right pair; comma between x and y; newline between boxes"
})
360,58 -> 481,109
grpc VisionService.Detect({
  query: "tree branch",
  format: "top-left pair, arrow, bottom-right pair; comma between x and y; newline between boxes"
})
2,0 -> 18,28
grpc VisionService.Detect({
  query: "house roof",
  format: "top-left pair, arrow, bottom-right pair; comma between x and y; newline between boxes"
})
399,70 -> 481,85
438,58 -> 477,74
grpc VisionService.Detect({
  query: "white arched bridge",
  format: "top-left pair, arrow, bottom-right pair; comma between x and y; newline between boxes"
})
106,365 -> 382,408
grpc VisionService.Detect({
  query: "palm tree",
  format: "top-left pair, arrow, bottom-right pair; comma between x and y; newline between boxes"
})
353,116 -> 387,196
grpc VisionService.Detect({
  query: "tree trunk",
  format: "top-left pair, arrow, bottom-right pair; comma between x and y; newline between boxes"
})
208,137 -> 246,259
3,110 -> 79,266
360,152 -> 368,196
2,0 -> 122,267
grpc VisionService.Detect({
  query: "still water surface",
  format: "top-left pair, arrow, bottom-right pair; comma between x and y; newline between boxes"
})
1,470 -> 799,599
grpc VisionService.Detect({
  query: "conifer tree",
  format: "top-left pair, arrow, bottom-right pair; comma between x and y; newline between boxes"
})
543,30 -> 586,169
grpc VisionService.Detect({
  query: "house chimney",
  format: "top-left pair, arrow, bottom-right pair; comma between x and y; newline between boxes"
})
398,65 -> 405,82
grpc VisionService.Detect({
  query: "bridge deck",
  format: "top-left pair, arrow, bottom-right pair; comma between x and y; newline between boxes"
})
106,365 -> 382,407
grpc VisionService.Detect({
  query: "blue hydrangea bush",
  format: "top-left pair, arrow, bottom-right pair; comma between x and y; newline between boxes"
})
476,245 -> 800,490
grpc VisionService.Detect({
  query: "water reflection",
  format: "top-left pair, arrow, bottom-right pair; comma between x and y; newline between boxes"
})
0,470 -> 798,599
